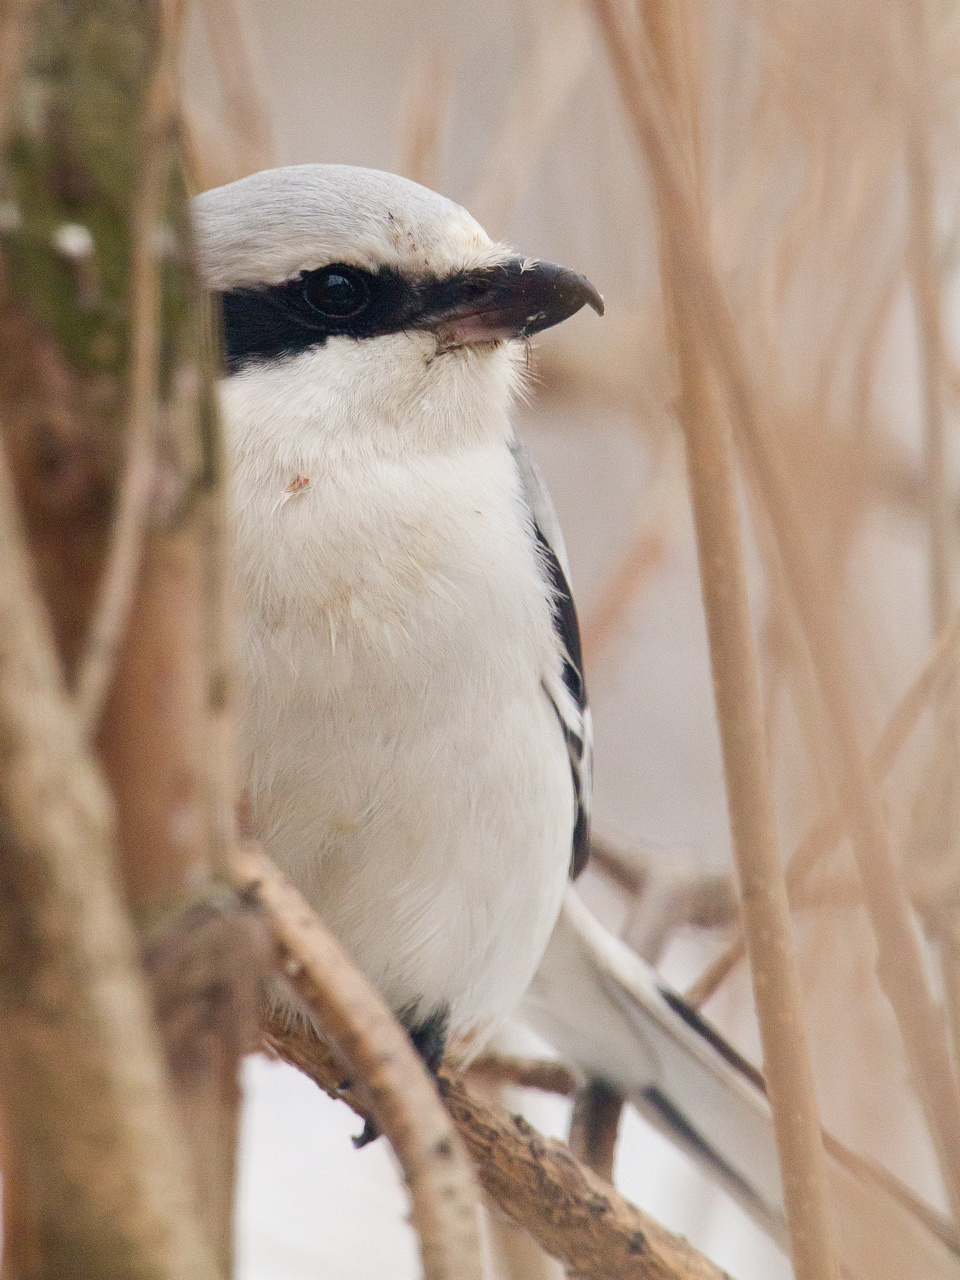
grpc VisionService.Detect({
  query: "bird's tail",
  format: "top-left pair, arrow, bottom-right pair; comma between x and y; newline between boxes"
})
522,888 -> 960,1280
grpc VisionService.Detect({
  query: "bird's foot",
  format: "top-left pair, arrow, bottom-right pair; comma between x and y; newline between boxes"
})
351,1004 -> 450,1148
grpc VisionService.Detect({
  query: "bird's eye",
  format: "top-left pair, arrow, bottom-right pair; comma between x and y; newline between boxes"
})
302,266 -> 370,318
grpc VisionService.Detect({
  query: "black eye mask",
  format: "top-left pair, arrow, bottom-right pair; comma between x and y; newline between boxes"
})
218,263 -> 411,372
217,258 -> 603,375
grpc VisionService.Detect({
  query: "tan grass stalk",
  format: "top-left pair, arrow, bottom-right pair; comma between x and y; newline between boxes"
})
468,0 -> 594,236
591,0 -> 960,1221
0,444 -> 218,1279
905,3 -> 953,636
267,1017 -> 734,1280
196,0 -> 274,180
592,4 -> 841,1276
902,0 -> 960,1077
716,217 -> 960,1224
688,606 -> 960,1007
395,43 -> 451,191
580,521 -> 669,664
232,848 -> 485,1280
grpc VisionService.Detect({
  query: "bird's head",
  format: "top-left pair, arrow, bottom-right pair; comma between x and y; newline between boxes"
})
192,164 -> 603,459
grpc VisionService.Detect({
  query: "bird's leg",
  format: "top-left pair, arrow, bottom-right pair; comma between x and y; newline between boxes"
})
406,1005 -> 450,1075
352,1004 -> 450,1148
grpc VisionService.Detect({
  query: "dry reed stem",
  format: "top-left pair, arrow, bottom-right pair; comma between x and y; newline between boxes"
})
395,43 -> 451,191
905,2 -> 952,635
0,444 -> 218,1279
469,0 -> 594,236
266,1017 -> 734,1280
717,195 -> 960,1224
196,0 -> 274,180
592,0 -> 960,1222
73,0 -> 184,737
902,0 -> 960,1077
231,848 -> 485,1280
592,4 -> 841,1277
581,432 -> 686,666
580,521 -> 669,664
687,605 -> 960,1007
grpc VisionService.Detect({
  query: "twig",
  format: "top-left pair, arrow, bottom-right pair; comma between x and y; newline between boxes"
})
568,1080 -> 624,1184
72,0 -> 184,738
591,0 -> 960,1223
687,606 -> 960,1007
592,5 -> 841,1278
588,833 -> 651,896
466,1053 -> 578,1097
589,833 -> 737,930
0,443 -> 217,1279
266,1017 -> 733,1280
231,848 -> 485,1280
581,523 -> 670,665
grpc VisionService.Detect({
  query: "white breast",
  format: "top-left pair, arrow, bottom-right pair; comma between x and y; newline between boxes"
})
228,392 -> 574,1036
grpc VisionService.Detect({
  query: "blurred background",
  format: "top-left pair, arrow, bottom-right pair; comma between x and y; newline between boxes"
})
181,1 -> 960,1275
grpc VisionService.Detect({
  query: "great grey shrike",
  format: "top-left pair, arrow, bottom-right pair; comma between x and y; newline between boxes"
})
192,164 -> 601,1071
190,170 -> 960,1270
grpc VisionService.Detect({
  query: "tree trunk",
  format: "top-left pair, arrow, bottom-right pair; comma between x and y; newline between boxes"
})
0,0 -> 265,1272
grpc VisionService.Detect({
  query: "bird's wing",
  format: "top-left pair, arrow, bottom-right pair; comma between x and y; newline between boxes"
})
510,439 -> 592,877
522,888 -> 960,1280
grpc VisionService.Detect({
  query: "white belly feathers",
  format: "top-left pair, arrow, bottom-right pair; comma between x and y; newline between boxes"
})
231,430 -> 574,1035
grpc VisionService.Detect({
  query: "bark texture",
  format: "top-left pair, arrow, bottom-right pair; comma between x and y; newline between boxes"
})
0,1 -> 264,1271
266,1010 -> 734,1280
0,452 -> 217,1280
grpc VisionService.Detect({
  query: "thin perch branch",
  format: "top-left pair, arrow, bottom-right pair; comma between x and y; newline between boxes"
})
231,847 -> 485,1280
265,1017 -> 734,1280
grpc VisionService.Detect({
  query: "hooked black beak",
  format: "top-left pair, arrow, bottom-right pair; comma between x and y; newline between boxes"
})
424,257 -> 604,348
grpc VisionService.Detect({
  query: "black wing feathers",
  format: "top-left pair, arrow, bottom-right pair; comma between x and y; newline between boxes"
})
510,439 -> 591,880
533,523 -> 591,878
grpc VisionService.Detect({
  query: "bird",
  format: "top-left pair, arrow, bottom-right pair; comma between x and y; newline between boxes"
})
189,167 -> 960,1270
192,163 -> 602,1079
